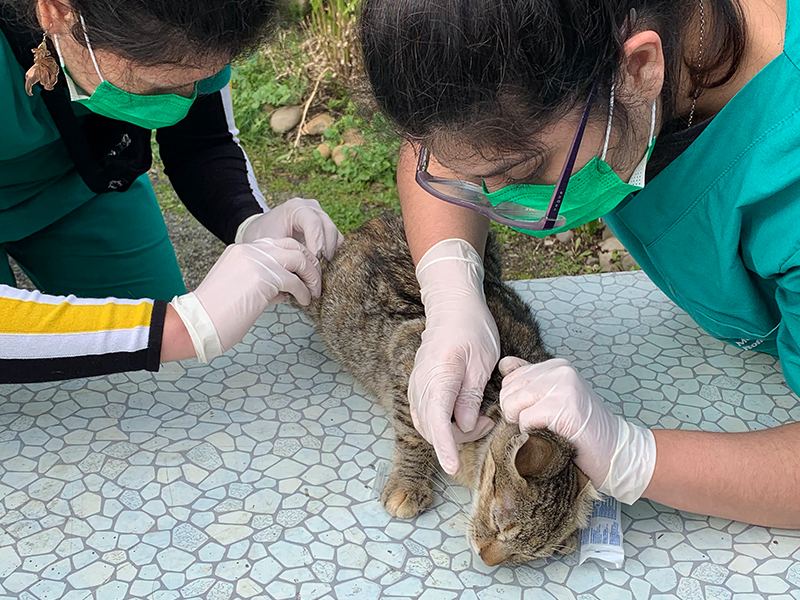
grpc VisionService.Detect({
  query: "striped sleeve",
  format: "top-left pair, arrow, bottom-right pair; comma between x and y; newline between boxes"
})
155,84 -> 268,245
0,285 -> 167,383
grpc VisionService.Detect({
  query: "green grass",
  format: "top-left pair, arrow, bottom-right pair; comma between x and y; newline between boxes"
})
221,32 -> 402,233
154,30 -> 401,232
230,33 -> 310,142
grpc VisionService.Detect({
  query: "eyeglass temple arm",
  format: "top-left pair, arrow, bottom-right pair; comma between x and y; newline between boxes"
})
542,76 -> 602,226
417,147 -> 429,170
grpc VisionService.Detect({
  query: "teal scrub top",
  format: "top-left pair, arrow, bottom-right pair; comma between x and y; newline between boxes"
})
604,0 -> 800,391
0,27 -> 231,242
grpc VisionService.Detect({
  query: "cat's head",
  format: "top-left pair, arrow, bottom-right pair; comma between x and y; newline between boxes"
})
468,422 -> 597,565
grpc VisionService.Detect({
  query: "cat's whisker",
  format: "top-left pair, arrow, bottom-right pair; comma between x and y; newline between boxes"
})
431,471 -> 472,516
413,456 -> 470,511
429,476 -> 467,509
423,478 -> 474,525
547,543 -> 578,556
448,513 -> 476,529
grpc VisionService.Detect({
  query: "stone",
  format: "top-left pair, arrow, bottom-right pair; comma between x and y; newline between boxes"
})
269,541 -> 312,568
206,524 -> 253,545
71,492 -> 101,518
161,481 -> 201,506
599,235 -> 626,253
173,523 -> 208,552
316,143 -> 332,159
0,550 -> 22,577
118,466 -> 155,490
115,511 -> 155,534
270,106 -> 303,134
186,443 -> 223,470
334,578 -> 381,599
156,547 -> 196,572
251,556 -> 282,584
18,528 -> 64,556
244,489 -> 281,513
302,113 -> 334,135
332,144 -> 353,166
66,562 -> 115,588
621,253 -> 639,271
29,579 -> 66,599
343,129 -> 364,146
555,230 -> 574,244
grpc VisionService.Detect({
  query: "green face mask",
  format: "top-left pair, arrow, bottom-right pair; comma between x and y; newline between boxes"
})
53,16 -> 197,130
484,89 -> 657,238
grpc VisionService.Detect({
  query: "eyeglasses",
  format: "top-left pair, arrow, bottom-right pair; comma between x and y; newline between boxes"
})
415,76 -> 601,231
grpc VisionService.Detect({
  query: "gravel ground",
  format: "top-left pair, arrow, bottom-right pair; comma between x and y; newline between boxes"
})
161,208 -> 226,292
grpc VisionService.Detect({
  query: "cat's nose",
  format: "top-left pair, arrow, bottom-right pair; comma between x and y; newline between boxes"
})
478,543 -> 506,566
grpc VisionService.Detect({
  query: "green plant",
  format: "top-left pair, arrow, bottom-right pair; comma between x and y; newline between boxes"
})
306,0 -> 361,83
578,218 -> 602,236
314,104 -> 401,187
230,33 -> 309,139
553,249 -> 589,276
282,0 -> 309,23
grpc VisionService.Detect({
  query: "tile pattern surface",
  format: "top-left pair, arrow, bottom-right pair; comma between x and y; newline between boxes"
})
0,271 -> 798,600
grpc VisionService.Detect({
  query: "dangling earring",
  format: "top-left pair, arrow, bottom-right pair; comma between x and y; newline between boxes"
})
25,32 -> 60,96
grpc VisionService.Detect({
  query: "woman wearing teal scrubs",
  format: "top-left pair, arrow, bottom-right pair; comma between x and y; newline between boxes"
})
361,0 -> 799,525
0,0 -> 341,382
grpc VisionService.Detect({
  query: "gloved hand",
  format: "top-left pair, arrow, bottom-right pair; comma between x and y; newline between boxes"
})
499,356 -> 657,504
409,239 -> 500,475
235,197 -> 343,260
170,238 -> 321,363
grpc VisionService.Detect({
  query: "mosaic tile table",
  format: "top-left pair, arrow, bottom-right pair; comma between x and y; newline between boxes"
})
1,271 -> 799,600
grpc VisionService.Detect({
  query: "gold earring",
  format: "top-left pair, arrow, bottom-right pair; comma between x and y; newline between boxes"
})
25,32 -> 60,96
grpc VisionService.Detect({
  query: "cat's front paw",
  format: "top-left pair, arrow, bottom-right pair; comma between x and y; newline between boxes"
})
381,475 -> 434,519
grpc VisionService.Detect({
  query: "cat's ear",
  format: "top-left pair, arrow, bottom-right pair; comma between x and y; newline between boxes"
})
513,433 -> 557,479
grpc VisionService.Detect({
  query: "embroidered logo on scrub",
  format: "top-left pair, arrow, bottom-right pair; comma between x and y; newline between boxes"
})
735,338 -> 764,351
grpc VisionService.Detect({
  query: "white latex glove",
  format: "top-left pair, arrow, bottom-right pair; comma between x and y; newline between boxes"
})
235,197 -> 343,260
170,238 -> 321,363
499,356 -> 657,504
409,239 -> 500,475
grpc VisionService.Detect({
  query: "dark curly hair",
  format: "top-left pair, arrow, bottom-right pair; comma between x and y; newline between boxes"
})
4,0 -> 280,66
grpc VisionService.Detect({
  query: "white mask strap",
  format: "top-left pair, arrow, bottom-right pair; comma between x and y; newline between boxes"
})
79,14 -> 105,83
53,33 -> 90,100
627,100 -> 658,187
600,82 -> 615,162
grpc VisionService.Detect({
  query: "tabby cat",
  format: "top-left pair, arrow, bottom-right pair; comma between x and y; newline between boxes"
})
300,214 -> 597,565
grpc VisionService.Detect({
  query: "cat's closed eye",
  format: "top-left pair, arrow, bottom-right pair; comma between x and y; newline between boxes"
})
498,523 -> 522,541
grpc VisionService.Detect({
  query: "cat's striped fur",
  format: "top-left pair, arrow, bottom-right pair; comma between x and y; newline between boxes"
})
300,213 -> 596,564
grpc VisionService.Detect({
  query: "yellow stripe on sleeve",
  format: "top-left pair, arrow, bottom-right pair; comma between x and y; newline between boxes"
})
0,296 -> 154,335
